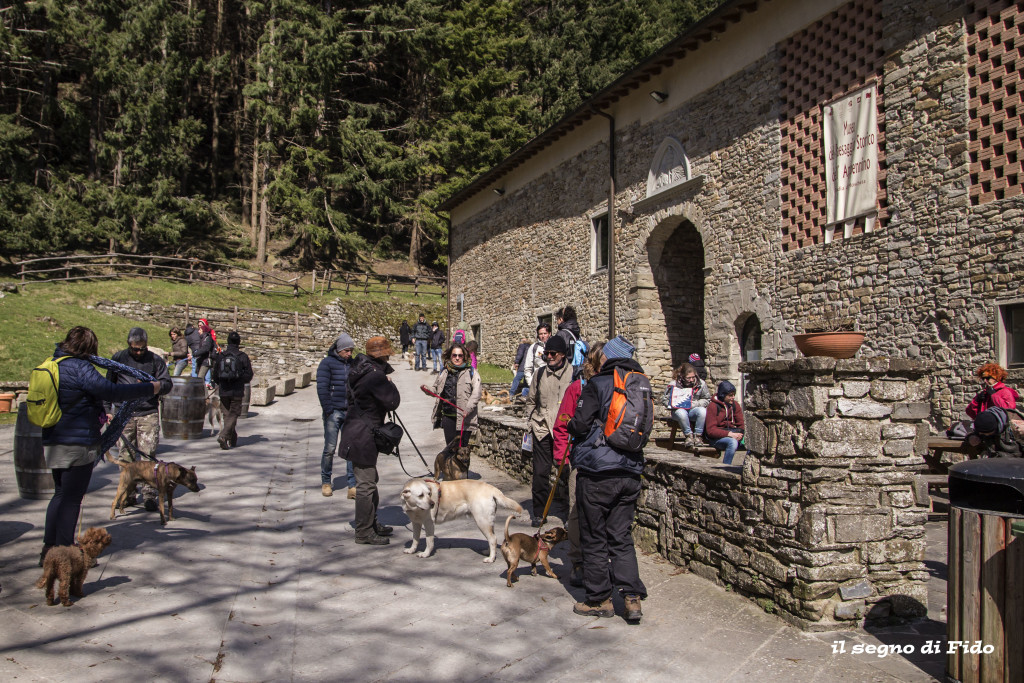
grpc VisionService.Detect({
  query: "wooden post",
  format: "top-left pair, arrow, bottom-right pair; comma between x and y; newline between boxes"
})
363,273 -> 370,294
325,270 -> 332,294
386,275 -> 391,295
294,312 -> 300,349
65,262 -> 70,280
148,258 -> 154,280
261,271 -> 266,293
414,276 -> 419,297
189,259 -> 195,283
345,272 -> 351,295
311,270 -> 316,295
20,262 -> 25,288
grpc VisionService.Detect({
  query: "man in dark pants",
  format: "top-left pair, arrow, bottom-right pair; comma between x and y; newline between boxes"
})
412,314 -> 431,371
317,332 -> 356,497
337,336 -> 401,545
211,331 -> 254,450
567,334 -> 648,622
525,334 -> 574,527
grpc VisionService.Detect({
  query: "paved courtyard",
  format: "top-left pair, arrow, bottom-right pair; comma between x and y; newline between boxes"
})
0,362 -> 946,681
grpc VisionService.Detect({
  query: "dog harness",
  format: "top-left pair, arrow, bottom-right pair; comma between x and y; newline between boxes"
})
533,533 -> 550,552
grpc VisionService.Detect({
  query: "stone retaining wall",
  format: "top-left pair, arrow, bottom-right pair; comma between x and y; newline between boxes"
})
475,357 -> 933,631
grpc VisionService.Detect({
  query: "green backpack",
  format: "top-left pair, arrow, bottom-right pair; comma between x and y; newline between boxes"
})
26,356 -> 69,428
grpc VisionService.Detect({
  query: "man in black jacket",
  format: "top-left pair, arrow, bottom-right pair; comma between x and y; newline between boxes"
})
211,331 -> 255,450
428,321 -> 445,374
567,334 -> 647,623
412,314 -> 431,371
337,336 -> 401,545
105,327 -> 173,510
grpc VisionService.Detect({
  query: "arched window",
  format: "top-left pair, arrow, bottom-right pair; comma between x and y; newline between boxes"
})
741,316 -> 762,362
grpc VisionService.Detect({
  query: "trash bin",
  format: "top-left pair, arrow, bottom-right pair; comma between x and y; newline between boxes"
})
946,459 -> 1024,683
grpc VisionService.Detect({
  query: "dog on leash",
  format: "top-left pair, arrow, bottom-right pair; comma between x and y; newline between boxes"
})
400,478 -> 523,562
500,515 -> 568,587
206,387 -> 224,435
433,436 -> 471,481
110,460 -> 200,525
36,527 -> 112,606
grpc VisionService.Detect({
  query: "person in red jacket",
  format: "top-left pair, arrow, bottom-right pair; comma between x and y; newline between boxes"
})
965,363 -> 1019,418
704,380 -> 744,465
552,341 -> 604,588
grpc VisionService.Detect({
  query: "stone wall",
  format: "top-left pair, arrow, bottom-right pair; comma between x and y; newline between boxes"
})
447,0 -> 1018,429
474,357 -> 934,631
95,299 -> 444,379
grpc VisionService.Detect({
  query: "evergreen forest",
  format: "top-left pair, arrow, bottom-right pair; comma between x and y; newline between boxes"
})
0,0 -> 722,271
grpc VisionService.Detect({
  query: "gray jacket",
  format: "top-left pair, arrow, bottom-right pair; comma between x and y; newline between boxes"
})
527,359 -> 574,441
431,366 -> 482,432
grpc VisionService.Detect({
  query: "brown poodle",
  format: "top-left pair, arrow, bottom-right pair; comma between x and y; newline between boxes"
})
36,527 -> 112,606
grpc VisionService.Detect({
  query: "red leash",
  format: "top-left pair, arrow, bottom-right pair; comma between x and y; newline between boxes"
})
420,383 -> 469,459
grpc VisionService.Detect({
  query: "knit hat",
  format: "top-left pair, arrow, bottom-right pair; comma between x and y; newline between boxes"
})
689,353 -> 702,363
335,332 -> 354,351
603,335 -> 635,360
364,336 -> 393,359
974,408 -> 1005,435
544,335 -> 568,356
716,380 -> 737,400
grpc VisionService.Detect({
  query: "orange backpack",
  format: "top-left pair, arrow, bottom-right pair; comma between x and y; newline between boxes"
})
603,368 -> 654,451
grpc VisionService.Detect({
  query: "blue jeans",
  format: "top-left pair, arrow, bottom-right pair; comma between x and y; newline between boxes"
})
321,409 -> 356,486
671,406 -> 706,435
711,436 -> 739,465
415,339 -> 428,370
510,368 -> 527,396
431,347 -> 443,372
171,359 -> 188,376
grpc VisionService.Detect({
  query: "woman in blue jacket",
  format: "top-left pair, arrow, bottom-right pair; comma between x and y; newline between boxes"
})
40,327 -> 162,565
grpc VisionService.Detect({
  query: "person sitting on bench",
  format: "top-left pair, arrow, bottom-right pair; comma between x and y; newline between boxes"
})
663,362 -> 711,448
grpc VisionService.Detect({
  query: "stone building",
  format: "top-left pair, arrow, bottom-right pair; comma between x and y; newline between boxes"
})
440,0 -> 1024,426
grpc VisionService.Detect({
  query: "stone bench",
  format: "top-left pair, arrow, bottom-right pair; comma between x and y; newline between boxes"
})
654,416 -> 719,457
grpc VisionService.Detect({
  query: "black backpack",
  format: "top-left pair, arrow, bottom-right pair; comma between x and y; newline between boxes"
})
216,352 -> 243,383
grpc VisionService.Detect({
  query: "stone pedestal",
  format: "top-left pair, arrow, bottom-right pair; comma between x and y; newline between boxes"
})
250,385 -> 276,406
276,377 -> 296,396
294,371 -> 312,389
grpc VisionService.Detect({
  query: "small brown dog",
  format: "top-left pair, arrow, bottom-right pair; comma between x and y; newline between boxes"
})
36,527 -> 112,606
110,460 -> 200,525
433,436 -> 471,481
480,387 -> 512,406
500,514 -> 568,587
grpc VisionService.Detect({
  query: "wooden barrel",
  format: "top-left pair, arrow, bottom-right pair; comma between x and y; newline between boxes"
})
240,383 -> 251,418
160,377 -> 208,439
947,506 -> 1024,683
13,403 -> 53,499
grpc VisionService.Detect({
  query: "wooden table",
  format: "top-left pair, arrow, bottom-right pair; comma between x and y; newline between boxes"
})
924,437 -> 979,474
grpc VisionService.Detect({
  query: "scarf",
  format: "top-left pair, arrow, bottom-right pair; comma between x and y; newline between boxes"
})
88,354 -> 157,454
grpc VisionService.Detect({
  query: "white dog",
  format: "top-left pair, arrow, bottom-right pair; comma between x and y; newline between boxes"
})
401,478 -> 524,562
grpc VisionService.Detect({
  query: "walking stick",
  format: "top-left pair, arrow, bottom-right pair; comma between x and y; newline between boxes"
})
540,460 -> 567,526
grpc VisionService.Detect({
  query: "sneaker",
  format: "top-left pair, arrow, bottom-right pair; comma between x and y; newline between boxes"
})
347,487 -> 357,500
624,594 -> 643,622
374,522 -> 394,536
684,433 -> 695,448
531,516 -> 545,528
144,498 -> 158,512
573,599 -> 614,618
218,439 -> 229,450
355,533 -> 390,546
569,564 -> 584,587
321,483 -> 333,497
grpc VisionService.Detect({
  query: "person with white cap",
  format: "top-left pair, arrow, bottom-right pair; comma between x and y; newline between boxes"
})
317,332 -> 357,498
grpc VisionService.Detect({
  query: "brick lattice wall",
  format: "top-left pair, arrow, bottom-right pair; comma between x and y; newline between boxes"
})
779,0 -> 888,251
967,0 -> 1024,204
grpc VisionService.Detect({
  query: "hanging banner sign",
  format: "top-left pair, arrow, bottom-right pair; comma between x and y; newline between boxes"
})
823,84 -> 878,225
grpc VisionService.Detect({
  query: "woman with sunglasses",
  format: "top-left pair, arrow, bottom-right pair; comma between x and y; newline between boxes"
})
429,343 -> 482,477
965,363 -> 1019,419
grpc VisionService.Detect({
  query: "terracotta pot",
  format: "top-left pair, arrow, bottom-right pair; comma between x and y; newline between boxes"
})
0,393 -> 14,413
793,332 -> 866,359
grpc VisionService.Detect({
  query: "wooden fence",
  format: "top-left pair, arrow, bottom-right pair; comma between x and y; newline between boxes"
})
13,254 -> 446,298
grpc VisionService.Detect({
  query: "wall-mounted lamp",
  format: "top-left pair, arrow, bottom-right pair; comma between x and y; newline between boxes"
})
649,91 -> 668,104
493,188 -> 505,196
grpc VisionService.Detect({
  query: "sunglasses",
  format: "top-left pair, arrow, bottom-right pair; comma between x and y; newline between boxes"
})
981,375 -> 995,380
545,351 -> 561,358
451,353 -> 465,359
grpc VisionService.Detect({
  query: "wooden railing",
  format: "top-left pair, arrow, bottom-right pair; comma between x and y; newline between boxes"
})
13,254 -> 447,298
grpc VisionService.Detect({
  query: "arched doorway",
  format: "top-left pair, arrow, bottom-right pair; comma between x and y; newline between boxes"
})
738,314 -> 762,402
651,219 -> 705,374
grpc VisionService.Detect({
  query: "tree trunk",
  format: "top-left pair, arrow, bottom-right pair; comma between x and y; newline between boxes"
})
130,214 -> 139,254
409,218 -> 423,273
209,0 -> 225,193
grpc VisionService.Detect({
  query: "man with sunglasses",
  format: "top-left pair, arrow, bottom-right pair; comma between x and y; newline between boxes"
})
525,334 -> 574,526
104,327 -> 172,510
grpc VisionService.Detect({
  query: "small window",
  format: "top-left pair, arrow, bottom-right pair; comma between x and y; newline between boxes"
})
1002,303 -> 1024,367
537,313 -> 554,334
471,324 -> 482,353
592,214 -> 609,272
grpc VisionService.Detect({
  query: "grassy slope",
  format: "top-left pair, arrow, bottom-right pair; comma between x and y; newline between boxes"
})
0,279 -> 446,382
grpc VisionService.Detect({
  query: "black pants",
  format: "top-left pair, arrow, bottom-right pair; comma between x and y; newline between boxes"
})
531,434 -> 556,518
220,394 -> 243,445
441,415 -> 471,450
577,473 -> 647,603
44,464 -> 94,546
353,464 -> 380,538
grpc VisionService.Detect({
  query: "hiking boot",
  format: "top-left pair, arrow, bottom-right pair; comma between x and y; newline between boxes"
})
321,483 -> 333,497
218,438 -> 230,450
573,599 -> 614,618
569,564 -> 584,587
347,487 -> 357,500
144,498 -> 158,512
624,594 -> 643,622
531,516 -> 545,528
374,522 -> 394,536
355,533 -> 390,546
